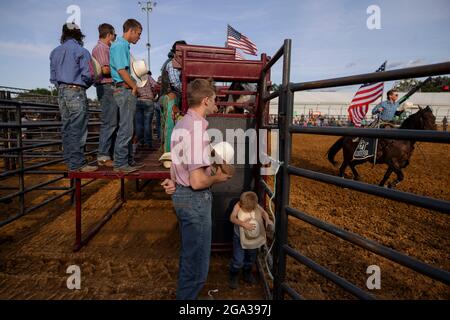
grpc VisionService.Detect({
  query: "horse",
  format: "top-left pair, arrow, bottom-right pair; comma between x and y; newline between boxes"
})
326,106 -> 436,188
223,82 -> 256,114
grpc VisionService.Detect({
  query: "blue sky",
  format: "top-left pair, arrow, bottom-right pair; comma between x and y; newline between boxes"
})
0,0 -> 449,98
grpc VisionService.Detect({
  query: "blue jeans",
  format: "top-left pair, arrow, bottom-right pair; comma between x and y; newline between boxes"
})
154,102 -> 161,140
135,100 -> 154,146
230,230 -> 257,272
57,86 -> 88,170
172,185 -> 212,300
97,84 -> 118,160
113,87 -> 136,168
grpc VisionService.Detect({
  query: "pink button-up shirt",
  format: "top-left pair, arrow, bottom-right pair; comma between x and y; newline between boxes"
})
92,40 -> 113,85
170,109 -> 211,187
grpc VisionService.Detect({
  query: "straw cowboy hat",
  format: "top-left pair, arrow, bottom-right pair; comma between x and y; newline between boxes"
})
90,57 -> 102,82
239,215 -> 266,249
211,141 -> 235,175
130,56 -> 149,88
159,152 -> 172,169
211,141 -> 234,164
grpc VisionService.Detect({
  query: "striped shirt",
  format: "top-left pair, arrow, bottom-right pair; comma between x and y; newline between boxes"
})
92,40 -> 113,85
137,76 -> 158,101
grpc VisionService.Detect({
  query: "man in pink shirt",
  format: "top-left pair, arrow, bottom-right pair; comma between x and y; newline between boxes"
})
161,79 -> 231,300
92,23 -> 118,167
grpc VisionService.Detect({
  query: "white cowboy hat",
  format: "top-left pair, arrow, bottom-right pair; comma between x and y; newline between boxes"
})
239,216 -> 266,249
159,152 -> 172,169
130,56 -> 149,88
91,57 -> 102,82
211,141 -> 234,164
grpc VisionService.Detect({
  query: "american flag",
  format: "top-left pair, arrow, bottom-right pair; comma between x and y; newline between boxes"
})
348,61 -> 387,127
227,25 -> 257,56
235,49 -> 245,60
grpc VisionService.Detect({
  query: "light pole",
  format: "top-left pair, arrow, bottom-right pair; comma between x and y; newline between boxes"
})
138,1 -> 156,71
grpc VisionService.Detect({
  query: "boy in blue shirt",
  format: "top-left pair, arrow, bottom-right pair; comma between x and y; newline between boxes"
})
110,19 -> 143,173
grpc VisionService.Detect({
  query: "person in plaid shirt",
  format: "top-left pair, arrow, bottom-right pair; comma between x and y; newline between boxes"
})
135,71 -> 158,148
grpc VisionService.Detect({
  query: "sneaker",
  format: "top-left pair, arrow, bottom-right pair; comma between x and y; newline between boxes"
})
243,268 -> 257,285
113,165 -> 141,174
98,159 -> 114,167
229,271 -> 239,290
72,164 -> 98,173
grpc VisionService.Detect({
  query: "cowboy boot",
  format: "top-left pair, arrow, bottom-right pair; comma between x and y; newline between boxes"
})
229,270 -> 240,289
243,267 -> 257,285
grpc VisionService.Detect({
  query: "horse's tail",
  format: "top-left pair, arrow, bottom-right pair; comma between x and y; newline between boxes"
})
327,137 -> 345,166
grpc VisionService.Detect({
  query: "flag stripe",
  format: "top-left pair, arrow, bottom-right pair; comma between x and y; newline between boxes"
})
350,87 -> 384,105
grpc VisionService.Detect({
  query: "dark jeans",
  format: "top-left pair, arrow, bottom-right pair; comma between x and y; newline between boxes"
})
113,87 -> 136,168
97,83 -> 118,160
135,99 -> 154,146
154,102 -> 161,140
172,185 -> 212,300
57,86 -> 88,170
230,230 -> 257,273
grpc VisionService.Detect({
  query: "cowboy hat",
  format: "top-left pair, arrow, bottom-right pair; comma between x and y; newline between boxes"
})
239,215 -> 266,249
211,141 -> 234,164
130,56 -> 149,88
90,57 -> 102,82
159,152 -> 172,169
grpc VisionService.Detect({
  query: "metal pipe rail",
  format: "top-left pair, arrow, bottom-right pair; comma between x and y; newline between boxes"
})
259,39 -> 450,300
288,166 -> 450,214
291,62 -> 450,91
286,207 -> 450,285
289,126 -> 450,143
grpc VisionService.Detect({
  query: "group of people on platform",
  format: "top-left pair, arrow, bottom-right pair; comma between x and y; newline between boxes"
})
50,20 -> 185,174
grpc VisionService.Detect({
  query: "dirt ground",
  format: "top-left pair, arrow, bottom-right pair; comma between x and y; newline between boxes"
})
0,134 -> 449,300
285,134 -> 449,300
0,169 -> 264,300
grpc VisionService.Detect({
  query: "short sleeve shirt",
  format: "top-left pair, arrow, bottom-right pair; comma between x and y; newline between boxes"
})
109,37 -> 130,83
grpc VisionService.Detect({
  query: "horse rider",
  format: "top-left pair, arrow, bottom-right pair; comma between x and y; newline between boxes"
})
371,89 -> 404,128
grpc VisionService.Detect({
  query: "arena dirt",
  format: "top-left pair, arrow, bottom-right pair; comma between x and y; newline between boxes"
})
0,134 -> 448,299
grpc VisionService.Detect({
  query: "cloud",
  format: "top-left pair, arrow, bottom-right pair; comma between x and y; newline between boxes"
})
387,58 -> 426,69
407,58 -> 426,66
0,41 -> 53,58
387,61 -> 405,68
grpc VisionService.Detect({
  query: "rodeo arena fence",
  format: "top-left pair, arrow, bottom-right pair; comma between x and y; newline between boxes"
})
258,39 -> 450,300
0,98 -> 101,227
0,39 -> 449,300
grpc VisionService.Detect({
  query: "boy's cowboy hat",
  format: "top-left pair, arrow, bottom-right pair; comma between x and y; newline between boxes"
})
239,216 -> 266,249
130,56 -> 149,88
159,152 -> 172,169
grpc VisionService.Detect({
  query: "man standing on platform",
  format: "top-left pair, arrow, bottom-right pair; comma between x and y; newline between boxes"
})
50,23 -> 97,172
93,23 -> 117,168
110,19 -> 144,173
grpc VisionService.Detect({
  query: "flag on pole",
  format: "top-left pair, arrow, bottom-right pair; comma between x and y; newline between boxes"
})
348,61 -> 387,127
226,25 -> 257,55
